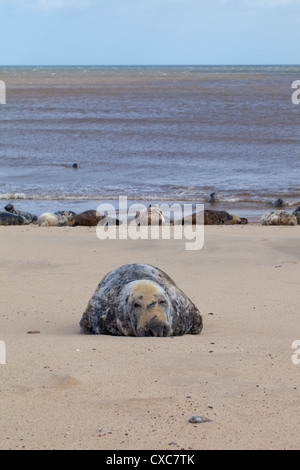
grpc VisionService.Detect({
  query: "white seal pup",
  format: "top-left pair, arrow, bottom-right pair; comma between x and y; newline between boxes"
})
80,264 -> 203,337
135,207 -> 166,226
38,213 -> 60,227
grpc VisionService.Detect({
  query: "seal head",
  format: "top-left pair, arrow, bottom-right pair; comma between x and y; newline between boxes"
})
121,280 -> 172,337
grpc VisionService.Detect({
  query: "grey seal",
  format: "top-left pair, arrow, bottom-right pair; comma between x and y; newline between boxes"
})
5,204 -> 37,223
68,210 -> 121,227
180,210 -> 233,225
261,210 -> 297,226
54,210 -> 76,225
80,263 -> 203,337
135,207 -> 166,226
292,206 -> 300,225
292,205 -> 300,214
0,211 -> 26,225
208,192 -> 220,203
269,198 -> 286,208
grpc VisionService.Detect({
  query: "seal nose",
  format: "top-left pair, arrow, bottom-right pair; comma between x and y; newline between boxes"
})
145,317 -> 171,337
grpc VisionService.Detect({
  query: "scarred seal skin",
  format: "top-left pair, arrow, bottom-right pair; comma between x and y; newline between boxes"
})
80,263 -> 203,337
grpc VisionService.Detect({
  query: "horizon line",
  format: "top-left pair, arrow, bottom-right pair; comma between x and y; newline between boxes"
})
1,64 -> 300,68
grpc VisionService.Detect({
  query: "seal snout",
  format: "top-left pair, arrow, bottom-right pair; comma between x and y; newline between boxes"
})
140,316 -> 171,337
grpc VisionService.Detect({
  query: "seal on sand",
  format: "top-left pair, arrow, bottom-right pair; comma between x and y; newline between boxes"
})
68,210 -> 121,227
0,211 -> 25,225
38,213 -> 60,227
80,263 -> 203,337
204,210 -> 234,225
292,206 -> 300,225
261,210 -> 297,226
5,204 -> 37,224
54,211 -> 76,225
227,214 -> 248,225
176,210 -> 233,225
135,207 -> 166,226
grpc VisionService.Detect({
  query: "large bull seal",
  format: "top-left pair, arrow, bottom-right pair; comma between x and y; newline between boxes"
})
80,264 -> 203,337
68,210 -> 121,227
179,210 -> 233,225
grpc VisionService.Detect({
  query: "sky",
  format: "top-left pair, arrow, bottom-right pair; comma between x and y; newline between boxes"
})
0,0 -> 299,65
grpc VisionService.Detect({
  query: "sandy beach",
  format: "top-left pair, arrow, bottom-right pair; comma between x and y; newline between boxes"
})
0,224 -> 300,450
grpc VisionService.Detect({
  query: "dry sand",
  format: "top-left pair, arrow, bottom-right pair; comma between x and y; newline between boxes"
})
0,224 -> 300,450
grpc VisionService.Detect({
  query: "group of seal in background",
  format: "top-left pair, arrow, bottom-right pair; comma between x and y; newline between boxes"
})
0,206 -> 122,227
207,193 -> 300,226
0,203 -> 248,227
1,194 -> 300,226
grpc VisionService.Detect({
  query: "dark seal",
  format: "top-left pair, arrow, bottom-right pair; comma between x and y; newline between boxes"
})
5,204 -> 37,224
269,198 -> 285,208
208,192 -> 220,203
68,210 -> 121,227
292,206 -> 300,225
0,211 -> 26,225
80,263 -> 203,337
180,210 -> 233,225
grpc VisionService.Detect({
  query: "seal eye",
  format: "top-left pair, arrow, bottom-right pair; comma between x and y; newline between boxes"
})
158,300 -> 167,306
133,302 -> 141,309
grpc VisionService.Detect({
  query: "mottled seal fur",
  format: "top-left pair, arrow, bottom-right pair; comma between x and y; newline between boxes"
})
204,210 -> 234,225
68,210 -> 121,227
0,211 -> 25,225
54,210 -> 76,225
261,210 -> 297,226
5,204 -> 37,223
80,263 -> 203,337
293,206 -> 300,214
